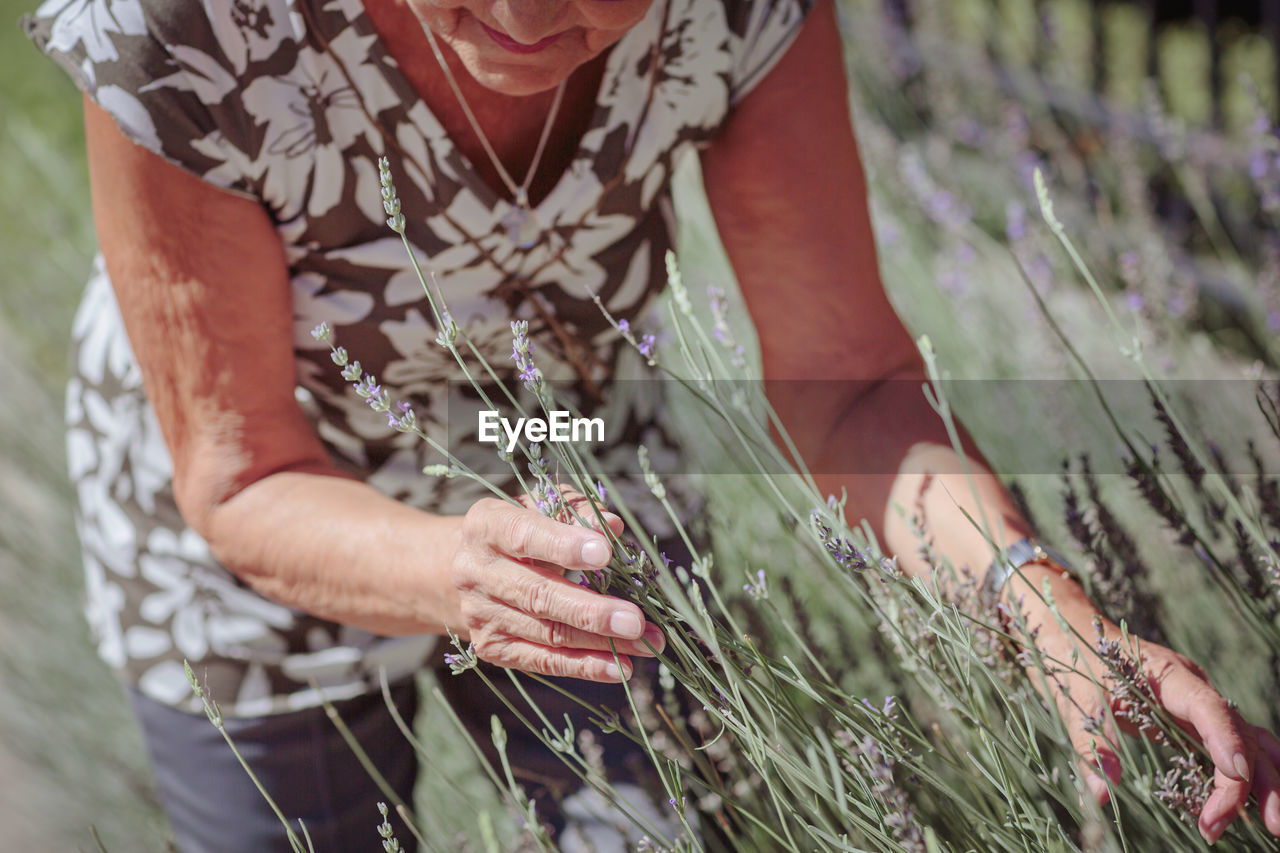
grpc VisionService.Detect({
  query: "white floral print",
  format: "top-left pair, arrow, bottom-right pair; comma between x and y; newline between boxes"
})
25,0 -> 813,715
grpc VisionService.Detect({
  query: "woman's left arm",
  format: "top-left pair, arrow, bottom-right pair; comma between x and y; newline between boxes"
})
698,0 -> 1280,841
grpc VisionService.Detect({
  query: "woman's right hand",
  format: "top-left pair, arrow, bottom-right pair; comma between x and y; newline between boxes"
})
451,489 -> 664,682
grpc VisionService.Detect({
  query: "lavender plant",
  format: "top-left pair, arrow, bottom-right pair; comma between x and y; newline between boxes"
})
175,6 -> 1280,850
291,159 -> 1280,850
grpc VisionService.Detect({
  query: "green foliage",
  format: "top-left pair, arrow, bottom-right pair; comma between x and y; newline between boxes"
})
4,0 -> 1280,849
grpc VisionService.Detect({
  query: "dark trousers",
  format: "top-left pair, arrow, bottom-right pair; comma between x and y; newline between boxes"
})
126,546 -> 698,851
128,680 -> 421,853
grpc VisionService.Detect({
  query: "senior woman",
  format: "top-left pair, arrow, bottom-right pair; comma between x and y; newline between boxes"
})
24,0 -> 1280,849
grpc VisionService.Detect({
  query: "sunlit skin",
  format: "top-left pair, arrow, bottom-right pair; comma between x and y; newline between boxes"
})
80,0 -> 1280,842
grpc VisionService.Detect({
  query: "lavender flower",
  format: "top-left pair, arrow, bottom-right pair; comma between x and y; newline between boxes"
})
638,445 -> 665,500
1244,79 -> 1280,214
358,380 -> 391,414
1153,752 -> 1213,821
665,251 -> 693,316
1092,617 -> 1164,741
743,568 -> 768,600
849,733 -> 925,853
434,309 -> 457,348
376,802 -> 402,853
386,400 -> 416,433
378,156 -> 406,234
810,509 -> 871,573
1005,201 -> 1027,243
311,321 -> 331,343
639,334 -> 656,358
443,640 -> 477,675
509,320 -> 543,393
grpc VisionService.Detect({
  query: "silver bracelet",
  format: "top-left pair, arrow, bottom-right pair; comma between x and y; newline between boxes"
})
981,537 -> 1080,609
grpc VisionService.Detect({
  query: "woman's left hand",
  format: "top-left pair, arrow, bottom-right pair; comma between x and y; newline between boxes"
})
1046,615 -> 1280,844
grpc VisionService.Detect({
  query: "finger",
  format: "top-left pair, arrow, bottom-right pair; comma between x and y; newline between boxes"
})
551,485 -> 625,535
1200,763 -> 1252,844
494,558 -> 648,640
1257,726 -> 1280,768
1252,750 -> 1280,837
1176,681 -> 1256,786
1160,680 -> 1255,840
514,485 -> 623,546
469,498 -> 614,570
484,638 -> 635,683
1065,706 -> 1122,805
492,609 -> 665,657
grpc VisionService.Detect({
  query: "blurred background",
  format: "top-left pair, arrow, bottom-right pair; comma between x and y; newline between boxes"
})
2,0 -> 1278,848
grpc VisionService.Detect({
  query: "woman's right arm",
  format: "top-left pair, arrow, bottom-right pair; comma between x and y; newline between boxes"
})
84,97 -> 656,681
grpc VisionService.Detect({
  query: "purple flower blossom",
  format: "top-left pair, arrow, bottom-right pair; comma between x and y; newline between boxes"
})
1005,201 -> 1027,242
952,116 -> 985,147
618,318 -> 630,333
509,320 -> 543,392
639,334 -> 656,357
443,642 -> 477,674
594,480 -> 606,502
1251,149 -> 1270,181
1126,292 -> 1145,311
387,400 -> 416,432
811,510 -> 871,573
876,220 -> 901,246
743,568 -> 768,600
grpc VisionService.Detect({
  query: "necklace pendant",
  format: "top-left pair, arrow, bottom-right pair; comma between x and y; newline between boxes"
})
503,203 -> 541,249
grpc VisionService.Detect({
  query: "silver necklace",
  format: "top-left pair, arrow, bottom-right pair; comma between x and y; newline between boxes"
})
412,9 -> 568,249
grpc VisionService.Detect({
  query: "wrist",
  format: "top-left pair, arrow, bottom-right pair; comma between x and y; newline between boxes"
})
1000,558 -> 1105,650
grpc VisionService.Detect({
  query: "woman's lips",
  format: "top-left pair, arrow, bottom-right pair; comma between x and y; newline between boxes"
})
479,22 -> 561,54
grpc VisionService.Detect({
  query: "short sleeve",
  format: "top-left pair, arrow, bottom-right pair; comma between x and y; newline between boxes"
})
722,0 -> 816,105
22,0 -> 259,200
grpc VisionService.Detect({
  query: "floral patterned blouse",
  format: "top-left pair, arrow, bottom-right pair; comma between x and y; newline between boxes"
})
25,0 -> 813,715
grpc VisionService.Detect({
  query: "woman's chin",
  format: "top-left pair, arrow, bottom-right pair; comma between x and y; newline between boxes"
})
440,46 -> 560,95
466,62 -> 570,96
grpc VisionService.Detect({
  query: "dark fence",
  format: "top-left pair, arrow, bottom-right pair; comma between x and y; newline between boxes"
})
884,0 -> 1280,127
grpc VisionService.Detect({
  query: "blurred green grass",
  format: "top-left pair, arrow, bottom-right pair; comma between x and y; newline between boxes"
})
3,0 -> 1279,849
0,2 -> 173,850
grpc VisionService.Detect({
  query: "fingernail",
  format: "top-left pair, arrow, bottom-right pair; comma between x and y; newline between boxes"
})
581,538 -> 610,567
605,662 -> 629,680
609,610 -> 643,639
642,624 -> 665,653
1232,752 -> 1250,781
